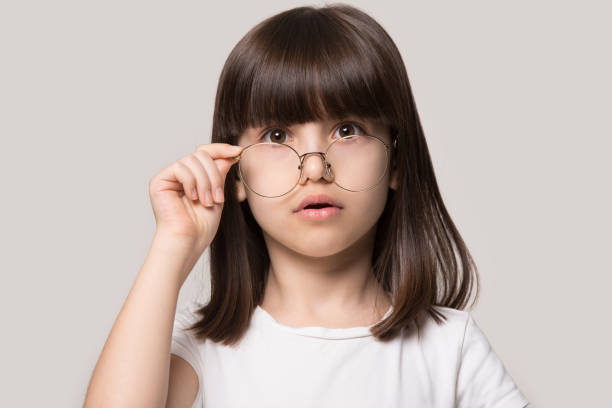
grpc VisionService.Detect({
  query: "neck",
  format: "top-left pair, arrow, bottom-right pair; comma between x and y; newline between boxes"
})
259,223 -> 392,328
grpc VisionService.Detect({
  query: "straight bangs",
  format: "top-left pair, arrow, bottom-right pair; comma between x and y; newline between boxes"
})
218,7 -> 395,138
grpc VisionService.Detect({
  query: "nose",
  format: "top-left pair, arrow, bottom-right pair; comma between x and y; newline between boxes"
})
297,152 -> 334,185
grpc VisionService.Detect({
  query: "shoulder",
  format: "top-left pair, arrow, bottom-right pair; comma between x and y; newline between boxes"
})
174,301 -> 201,325
419,310 -> 531,406
430,305 -> 471,325
174,300 -> 207,332
171,301 -> 208,350
415,305 -> 471,340
170,301 -> 206,408
408,305 -> 475,362
170,302 -> 208,373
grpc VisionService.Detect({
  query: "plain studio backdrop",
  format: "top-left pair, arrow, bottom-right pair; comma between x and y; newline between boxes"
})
1,1 -> 609,406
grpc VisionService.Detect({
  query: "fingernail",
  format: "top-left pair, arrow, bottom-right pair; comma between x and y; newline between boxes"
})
215,187 -> 224,202
204,191 -> 213,206
192,188 -> 198,200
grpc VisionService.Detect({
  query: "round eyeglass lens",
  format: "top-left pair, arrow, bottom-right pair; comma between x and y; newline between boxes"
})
325,135 -> 389,192
238,135 -> 389,197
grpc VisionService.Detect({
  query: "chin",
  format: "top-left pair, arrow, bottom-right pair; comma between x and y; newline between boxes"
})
261,225 -> 350,257
288,227 -> 369,258
292,241 -> 349,258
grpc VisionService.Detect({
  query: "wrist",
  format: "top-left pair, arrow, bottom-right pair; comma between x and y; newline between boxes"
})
149,232 -> 200,283
152,230 -> 196,252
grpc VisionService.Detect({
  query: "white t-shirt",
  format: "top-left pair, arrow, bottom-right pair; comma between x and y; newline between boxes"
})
171,301 -> 529,408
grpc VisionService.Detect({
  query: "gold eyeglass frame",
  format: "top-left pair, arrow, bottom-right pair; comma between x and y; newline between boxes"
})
230,134 -> 398,198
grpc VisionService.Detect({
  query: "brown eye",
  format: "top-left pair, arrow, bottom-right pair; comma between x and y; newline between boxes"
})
335,122 -> 366,138
259,128 -> 290,144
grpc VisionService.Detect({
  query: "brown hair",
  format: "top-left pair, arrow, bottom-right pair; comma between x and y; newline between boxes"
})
186,3 -> 479,346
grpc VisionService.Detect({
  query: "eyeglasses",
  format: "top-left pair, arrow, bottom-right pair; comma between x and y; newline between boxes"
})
231,133 -> 397,198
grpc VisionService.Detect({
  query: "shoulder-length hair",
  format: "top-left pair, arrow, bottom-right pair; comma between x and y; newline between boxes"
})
186,3 -> 479,346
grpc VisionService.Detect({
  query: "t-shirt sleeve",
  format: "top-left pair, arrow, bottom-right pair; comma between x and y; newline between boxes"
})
456,314 -> 530,408
170,303 -> 204,408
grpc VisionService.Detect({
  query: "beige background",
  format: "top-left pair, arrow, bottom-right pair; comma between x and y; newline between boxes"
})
1,1 -> 610,406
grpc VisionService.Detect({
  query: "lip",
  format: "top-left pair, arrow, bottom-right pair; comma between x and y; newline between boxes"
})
295,206 -> 341,220
293,194 -> 344,212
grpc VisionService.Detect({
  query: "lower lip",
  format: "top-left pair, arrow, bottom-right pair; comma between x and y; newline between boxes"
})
295,206 -> 341,220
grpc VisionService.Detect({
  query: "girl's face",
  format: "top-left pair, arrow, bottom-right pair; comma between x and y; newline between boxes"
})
235,117 -> 399,258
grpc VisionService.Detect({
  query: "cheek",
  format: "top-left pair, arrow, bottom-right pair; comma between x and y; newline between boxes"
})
354,187 -> 389,226
248,200 -> 278,230
243,192 -> 289,236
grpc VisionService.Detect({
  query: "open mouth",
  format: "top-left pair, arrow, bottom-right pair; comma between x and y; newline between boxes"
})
296,203 -> 341,220
294,193 -> 344,215
304,203 -> 335,209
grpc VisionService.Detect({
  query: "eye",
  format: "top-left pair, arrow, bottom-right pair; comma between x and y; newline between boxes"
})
258,128 -> 291,144
334,122 -> 367,139
256,121 -> 367,144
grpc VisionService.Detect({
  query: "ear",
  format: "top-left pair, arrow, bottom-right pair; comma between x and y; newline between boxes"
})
389,167 -> 399,190
235,177 -> 248,202
388,133 -> 399,191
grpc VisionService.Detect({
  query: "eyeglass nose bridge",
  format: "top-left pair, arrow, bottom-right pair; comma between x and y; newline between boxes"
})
296,151 -> 333,181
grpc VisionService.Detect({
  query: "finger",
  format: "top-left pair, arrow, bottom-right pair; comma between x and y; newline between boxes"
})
195,143 -> 243,161
193,150 -> 225,204
172,161 -> 198,201
180,155 -> 214,207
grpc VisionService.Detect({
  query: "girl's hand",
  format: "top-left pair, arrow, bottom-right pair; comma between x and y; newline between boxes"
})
148,142 -> 242,252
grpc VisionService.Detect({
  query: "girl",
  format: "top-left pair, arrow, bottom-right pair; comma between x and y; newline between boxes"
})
84,4 -> 529,408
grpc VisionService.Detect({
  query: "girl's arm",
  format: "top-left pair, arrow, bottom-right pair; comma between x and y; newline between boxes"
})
83,142 -> 240,407
83,232 -> 200,408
